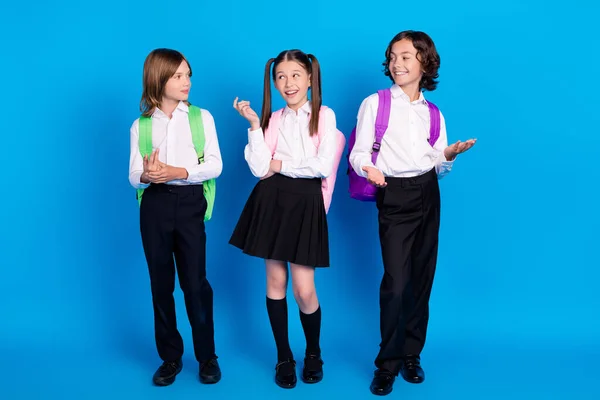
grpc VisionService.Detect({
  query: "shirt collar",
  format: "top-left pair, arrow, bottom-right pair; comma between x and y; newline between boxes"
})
152,101 -> 189,118
390,84 -> 427,104
283,100 -> 311,117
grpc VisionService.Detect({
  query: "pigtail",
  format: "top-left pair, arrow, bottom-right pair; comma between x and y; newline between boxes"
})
307,54 -> 322,136
260,58 -> 275,133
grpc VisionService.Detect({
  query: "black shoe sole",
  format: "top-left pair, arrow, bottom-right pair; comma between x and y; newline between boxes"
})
370,387 -> 393,396
400,374 -> 424,384
153,376 -> 176,386
153,365 -> 182,386
301,374 -> 323,384
200,374 -> 221,384
275,378 -> 297,389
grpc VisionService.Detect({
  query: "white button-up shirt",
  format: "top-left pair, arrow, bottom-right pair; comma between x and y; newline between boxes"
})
129,101 -> 223,188
244,101 -> 338,179
350,84 -> 453,179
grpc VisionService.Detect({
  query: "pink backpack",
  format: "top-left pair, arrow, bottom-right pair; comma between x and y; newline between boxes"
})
264,106 -> 346,213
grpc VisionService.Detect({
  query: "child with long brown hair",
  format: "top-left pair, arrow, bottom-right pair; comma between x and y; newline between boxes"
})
128,48 -> 223,387
230,49 -> 341,389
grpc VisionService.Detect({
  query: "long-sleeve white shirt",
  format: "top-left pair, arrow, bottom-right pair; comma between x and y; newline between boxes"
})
129,101 -> 223,188
350,84 -> 453,179
244,101 -> 337,179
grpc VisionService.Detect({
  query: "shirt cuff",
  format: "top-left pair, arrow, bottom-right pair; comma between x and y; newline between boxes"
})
132,171 -> 150,189
248,127 -> 264,145
359,161 -> 376,178
440,150 -> 456,166
280,160 -> 289,175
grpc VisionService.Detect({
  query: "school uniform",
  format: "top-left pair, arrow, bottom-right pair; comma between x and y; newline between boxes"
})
350,84 -> 454,376
229,101 -> 337,387
129,101 -> 223,382
230,101 -> 338,267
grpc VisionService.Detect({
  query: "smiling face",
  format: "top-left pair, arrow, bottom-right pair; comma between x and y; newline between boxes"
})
388,38 -> 424,93
273,60 -> 311,111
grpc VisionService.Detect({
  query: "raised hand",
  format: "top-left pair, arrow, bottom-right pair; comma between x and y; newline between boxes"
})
233,97 -> 261,130
444,139 -> 477,161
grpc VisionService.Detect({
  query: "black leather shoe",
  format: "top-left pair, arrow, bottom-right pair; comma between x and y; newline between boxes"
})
275,358 -> 297,389
370,369 -> 395,396
400,355 -> 425,384
301,354 -> 323,383
152,359 -> 182,386
199,358 -> 221,384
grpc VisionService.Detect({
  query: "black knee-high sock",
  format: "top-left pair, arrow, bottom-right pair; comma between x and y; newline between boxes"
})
266,297 -> 293,361
300,306 -> 321,356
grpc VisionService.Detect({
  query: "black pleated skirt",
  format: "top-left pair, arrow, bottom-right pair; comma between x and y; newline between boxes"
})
229,174 -> 330,267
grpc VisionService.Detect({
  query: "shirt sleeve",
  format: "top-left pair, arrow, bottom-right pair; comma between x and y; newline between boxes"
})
279,108 -> 337,179
184,109 -> 223,183
128,119 -> 150,189
244,127 -> 273,178
431,112 -> 454,179
349,95 -> 378,178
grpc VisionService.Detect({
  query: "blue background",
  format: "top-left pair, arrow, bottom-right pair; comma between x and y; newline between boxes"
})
1,0 -> 598,398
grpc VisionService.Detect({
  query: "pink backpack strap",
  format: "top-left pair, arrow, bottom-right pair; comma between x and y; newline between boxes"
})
311,105 -> 346,214
264,109 -> 284,155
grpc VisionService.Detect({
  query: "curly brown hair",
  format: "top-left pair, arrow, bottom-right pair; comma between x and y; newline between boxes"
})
382,30 -> 440,91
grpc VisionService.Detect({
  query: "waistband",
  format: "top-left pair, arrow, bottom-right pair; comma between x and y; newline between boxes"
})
145,183 -> 203,194
384,168 -> 436,186
260,174 -> 322,195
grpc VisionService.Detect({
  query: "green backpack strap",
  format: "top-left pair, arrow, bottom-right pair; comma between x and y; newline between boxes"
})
136,116 -> 153,206
188,105 -> 216,221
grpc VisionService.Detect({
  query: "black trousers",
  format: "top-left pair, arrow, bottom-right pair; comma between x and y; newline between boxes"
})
140,183 -> 216,363
374,168 -> 440,374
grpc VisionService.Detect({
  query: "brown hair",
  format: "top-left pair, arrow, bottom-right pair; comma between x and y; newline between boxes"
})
382,30 -> 440,91
260,50 -> 322,136
140,48 -> 192,116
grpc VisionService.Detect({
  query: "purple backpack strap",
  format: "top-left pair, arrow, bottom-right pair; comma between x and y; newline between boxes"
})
371,89 -> 391,164
427,101 -> 440,146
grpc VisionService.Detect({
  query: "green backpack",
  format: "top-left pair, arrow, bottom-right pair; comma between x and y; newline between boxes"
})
135,105 -> 216,221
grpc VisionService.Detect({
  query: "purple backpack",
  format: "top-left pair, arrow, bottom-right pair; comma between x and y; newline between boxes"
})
347,88 -> 441,201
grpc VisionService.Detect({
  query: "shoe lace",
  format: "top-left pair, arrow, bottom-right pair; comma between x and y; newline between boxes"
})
375,369 -> 394,380
160,361 -> 179,374
404,356 -> 421,368
201,358 -> 217,372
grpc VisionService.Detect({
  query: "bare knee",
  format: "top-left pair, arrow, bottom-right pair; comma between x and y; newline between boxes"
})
293,285 -> 317,311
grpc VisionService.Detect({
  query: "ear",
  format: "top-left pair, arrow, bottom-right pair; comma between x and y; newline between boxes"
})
308,73 -> 311,87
